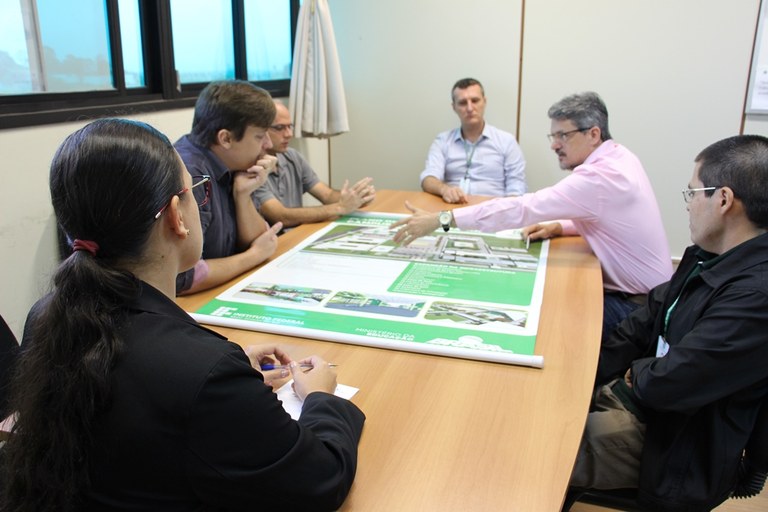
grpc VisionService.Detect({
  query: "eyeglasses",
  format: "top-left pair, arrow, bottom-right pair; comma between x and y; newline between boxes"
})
154,175 -> 211,220
546,128 -> 588,144
269,123 -> 294,132
681,186 -> 719,204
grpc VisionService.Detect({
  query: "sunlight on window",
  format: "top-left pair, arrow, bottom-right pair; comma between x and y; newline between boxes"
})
0,0 -> 296,106
0,0 -> 113,94
170,0 -> 235,84
118,0 -> 145,88
0,0 -> 33,93
244,0 -> 292,81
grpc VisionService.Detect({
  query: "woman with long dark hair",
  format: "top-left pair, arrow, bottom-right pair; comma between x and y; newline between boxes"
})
0,118 -> 364,512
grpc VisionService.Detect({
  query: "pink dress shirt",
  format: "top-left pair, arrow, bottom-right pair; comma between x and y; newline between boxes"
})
452,140 -> 672,294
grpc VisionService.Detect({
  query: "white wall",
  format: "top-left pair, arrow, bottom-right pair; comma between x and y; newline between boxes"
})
328,0 -> 523,190
745,114 -> 768,136
328,0 -> 765,255
1,0 -> 766,336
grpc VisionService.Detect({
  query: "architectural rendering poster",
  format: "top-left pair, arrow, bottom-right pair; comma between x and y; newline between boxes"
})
190,212 -> 549,368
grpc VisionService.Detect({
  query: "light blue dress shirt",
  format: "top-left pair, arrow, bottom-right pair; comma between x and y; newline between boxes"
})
419,123 -> 527,196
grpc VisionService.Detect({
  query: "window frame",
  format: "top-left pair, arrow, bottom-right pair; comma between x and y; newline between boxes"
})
0,0 -> 300,130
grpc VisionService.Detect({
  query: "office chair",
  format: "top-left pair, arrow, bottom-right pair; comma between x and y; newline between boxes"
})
562,487 -> 644,512
0,314 -> 19,503
732,396 -> 768,500
0,313 -> 19,424
561,397 -> 768,511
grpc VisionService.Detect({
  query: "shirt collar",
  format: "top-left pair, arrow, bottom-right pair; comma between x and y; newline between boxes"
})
184,136 -> 232,183
581,139 -> 615,165
205,149 -> 233,184
696,232 -> 768,286
127,281 -> 228,340
453,123 -> 489,144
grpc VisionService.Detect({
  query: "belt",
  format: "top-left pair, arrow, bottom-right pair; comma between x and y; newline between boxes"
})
606,290 -> 647,306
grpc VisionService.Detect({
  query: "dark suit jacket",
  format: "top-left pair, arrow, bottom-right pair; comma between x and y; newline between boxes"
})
81,282 -> 365,511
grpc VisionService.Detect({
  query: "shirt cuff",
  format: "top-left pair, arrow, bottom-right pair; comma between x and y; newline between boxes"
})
190,259 -> 210,288
451,206 -> 474,230
559,220 -> 578,236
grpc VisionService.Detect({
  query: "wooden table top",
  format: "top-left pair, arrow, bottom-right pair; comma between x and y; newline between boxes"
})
177,189 -> 603,511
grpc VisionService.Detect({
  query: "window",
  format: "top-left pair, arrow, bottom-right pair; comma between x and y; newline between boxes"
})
0,0 -> 300,129
170,0 -> 235,83
1,0 -> 112,94
119,0 -> 145,88
244,0 -> 293,81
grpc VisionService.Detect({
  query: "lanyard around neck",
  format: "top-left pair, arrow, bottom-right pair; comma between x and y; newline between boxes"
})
663,261 -> 703,336
463,139 -> 477,178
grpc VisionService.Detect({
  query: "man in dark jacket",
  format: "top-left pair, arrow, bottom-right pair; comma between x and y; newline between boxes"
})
569,135 -> 768,511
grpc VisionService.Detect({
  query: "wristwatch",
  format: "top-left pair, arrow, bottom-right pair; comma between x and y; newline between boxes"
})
438,210 -> 452,232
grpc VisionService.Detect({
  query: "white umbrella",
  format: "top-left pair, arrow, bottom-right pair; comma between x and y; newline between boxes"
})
288,0 -> 349,138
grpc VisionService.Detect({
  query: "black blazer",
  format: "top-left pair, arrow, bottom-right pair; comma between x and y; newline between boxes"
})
73,283 -> 365,511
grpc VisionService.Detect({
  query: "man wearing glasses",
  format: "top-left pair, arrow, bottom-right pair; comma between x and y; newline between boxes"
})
567,135 -> 768,511
252,101 -> 376,229
393,92 -> 672,343
174,80 -> 283,295
419,78 -> 527,204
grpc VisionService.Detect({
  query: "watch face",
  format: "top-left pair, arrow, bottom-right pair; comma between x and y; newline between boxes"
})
439,211 -> 451,225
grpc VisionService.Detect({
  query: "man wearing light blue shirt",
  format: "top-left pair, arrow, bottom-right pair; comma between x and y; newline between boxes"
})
420,78 -> 527,204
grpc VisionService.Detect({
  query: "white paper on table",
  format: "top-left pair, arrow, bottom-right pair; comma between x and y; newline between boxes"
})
275,380 -> 359,420
494,228 -> 524,239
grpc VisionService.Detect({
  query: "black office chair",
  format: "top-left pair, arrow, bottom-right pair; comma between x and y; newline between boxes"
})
562,487 -> 643,512
0,313 -> 19,501
561,398 -> 768,511
0,313 -> 19,423
732,396 -> 768,500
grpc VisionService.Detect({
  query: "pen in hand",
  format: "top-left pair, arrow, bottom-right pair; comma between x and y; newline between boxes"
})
261,363 -> 338,371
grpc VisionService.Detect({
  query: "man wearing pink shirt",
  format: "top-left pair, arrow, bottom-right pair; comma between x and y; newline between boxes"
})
392,92 -> 673,343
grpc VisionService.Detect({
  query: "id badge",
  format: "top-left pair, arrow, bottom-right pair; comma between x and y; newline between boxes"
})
459,176 -> 470,194
655,335 -> 670,357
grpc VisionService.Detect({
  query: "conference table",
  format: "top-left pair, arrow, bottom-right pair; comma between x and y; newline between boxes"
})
177,189 -> 603,511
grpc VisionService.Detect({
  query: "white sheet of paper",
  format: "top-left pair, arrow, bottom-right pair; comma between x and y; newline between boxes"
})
275,380 -> 359,420
495,228 -> 524,239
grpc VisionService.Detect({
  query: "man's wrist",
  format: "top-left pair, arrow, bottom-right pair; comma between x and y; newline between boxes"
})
232,187 -> 255,202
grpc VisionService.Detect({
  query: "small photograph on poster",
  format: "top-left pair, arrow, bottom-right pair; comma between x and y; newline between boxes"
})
232,282 -> 332,305
425,301 -> 528,328
325,291 -> 425,317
